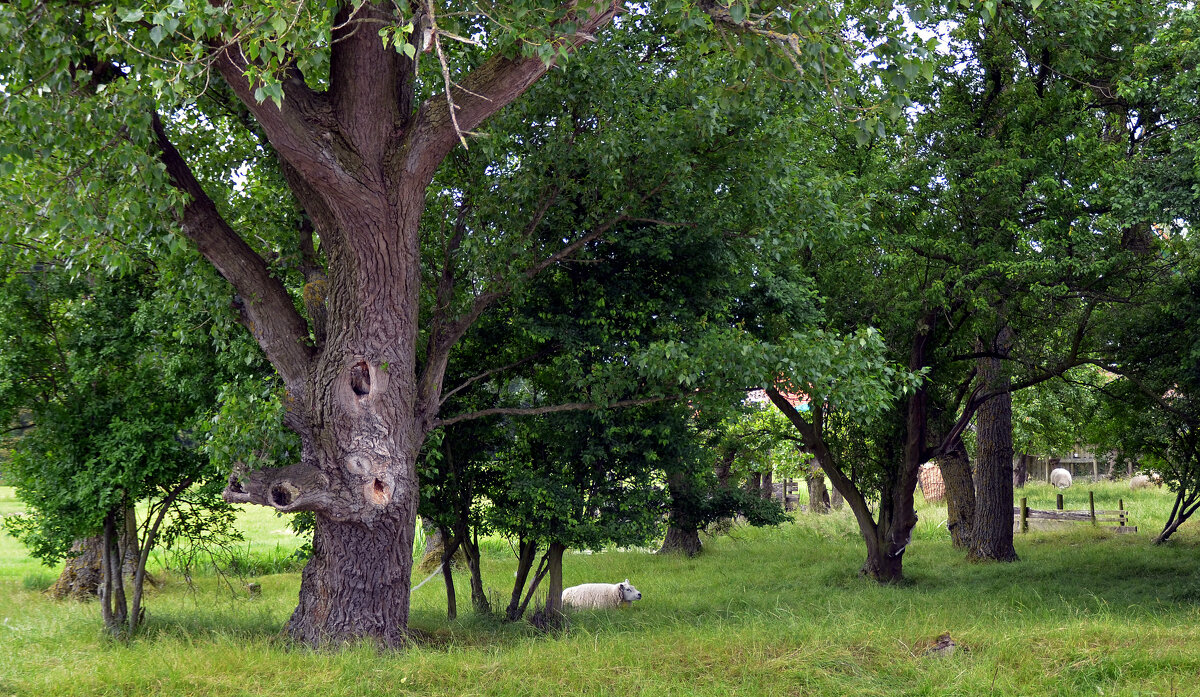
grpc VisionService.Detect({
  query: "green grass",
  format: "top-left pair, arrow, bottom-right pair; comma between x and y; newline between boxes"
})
2,482 -> 1200,696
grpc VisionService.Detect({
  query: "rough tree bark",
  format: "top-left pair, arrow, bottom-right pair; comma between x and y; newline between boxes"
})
146,0 -> 624,646
1013,453 -> 1029,488
938,436 -> 975,548
658,526 -> 703,556
52,508 -> 139,600
658,471 -> 703,556
806,473 -> 830,514
967,328 -> 1019,563
534,541 -> 567,628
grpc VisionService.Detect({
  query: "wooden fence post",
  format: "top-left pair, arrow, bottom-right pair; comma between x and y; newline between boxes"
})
1057,493 -> 1064,511
1119,498 -> 1125,528
1020,497 -> 1028,534
1089,491 -> 1096,525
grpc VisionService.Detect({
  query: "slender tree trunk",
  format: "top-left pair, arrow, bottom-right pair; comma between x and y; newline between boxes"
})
761,469 -> 774,501
440,531 -> 462,621
537,541 -> 567,627
1153,490 -> 1200,545
967,329 -> 1019,563
100,510 -> 129,636
939,437 -> 975,548
122,506 -> 139,577
506,539 -> 539,621
766,313 -> 933,585
455,517 -> 490,614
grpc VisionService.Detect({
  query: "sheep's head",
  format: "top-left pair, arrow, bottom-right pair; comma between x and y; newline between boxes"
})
618,579 -> 642,602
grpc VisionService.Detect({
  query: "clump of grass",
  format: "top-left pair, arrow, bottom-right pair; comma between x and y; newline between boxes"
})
21,570 -> 55,592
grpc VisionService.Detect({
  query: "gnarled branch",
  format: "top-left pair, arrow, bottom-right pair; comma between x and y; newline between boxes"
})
152,114 -> 315,402
223,462 -> 331,514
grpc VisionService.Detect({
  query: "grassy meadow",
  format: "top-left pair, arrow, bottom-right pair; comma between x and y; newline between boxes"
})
2,481 -> 1200,696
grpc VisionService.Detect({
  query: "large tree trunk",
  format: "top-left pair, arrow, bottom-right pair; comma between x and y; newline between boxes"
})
155,0 -> 623,647
967,329 -> 1019,563
860,533 -> 905,582
659,471 -> 703,556
287,512 -> 417,646
807,473 -> 830,514
939,437 -> 975,548
658,526 -> 703,556
51,536 -> 105,601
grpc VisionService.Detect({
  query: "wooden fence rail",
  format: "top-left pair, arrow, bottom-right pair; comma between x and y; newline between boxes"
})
1013,492 -> 1137,534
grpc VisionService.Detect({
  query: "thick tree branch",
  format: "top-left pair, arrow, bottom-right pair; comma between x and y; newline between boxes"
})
152,113 -> 315,393
329,1 -> 419,163
211,44 -> 353,193
223,461 -> 332,514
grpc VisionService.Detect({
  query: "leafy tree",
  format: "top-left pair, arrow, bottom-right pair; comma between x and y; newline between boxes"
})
486,406 -> 672,623
1085,8 -> 1200,543
658,403 -> 794,557
0,260 -> 237,637
0,0 -> 937,643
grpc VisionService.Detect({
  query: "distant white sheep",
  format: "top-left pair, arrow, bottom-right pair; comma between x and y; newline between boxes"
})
1050,468 -> 1073,489
561,579 -> 642,610
1131,473 -> 1164,490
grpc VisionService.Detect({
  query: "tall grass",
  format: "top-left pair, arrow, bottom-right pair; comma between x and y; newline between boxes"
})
1,482 -> 1199,696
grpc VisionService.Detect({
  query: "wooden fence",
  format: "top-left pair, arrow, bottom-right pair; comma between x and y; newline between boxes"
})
1013,491 -> 1137,534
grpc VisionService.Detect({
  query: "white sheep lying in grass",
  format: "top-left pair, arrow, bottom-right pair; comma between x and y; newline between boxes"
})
561,579 -> 642,610
1050,468 -> 1073,488
1131,473 -> 1164,489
